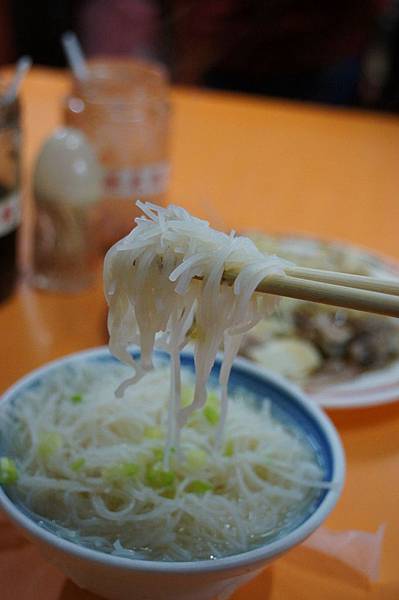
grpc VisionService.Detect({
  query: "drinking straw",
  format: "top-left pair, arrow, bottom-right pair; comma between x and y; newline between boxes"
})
61,31 -> 89,81
4,56 -> 32,102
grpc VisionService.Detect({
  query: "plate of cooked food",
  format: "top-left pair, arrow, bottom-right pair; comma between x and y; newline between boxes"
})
240,233 -> 399,409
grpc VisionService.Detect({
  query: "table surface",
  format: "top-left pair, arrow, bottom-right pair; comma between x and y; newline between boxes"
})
1,68 -> 399,600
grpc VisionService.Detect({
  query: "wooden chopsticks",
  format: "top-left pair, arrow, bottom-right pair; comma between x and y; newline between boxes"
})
221,267 -> 399,318
285,267 -> 399,296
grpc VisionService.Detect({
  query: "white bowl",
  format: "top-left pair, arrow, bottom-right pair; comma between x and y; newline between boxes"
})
0,347 -> 345,600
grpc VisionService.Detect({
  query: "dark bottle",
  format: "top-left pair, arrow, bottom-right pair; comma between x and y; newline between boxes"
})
0,92 -> 21,302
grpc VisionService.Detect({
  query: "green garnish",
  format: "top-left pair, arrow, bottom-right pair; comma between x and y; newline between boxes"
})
70,458 -> 85,472
38,432 -> 63,458
203,405 -> 219,425
161,487 -> 176,499
203,391 -> 220,425
102,462 -> 139,483
119,463 -> 139,477
186,480 -> 213,494
146,465 -> 175,488
181,385 -> 193,408
144,426 -> 163,439
224,440 -> 234,457
187,323 -> 203,341
70,394 -> 83,404
186,448 -> 207,471
152,448 -> 164,462
0,457 -> 18,484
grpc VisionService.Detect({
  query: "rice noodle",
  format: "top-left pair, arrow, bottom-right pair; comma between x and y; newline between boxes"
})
2,363 -> 326,561
104,202 -> 291,448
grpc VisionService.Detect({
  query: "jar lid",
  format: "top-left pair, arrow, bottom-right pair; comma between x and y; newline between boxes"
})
71,57 -> 169,108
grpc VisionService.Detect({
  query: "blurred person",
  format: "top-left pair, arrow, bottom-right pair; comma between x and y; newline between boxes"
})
359,0 -> 399,110
77,0 -> 161,61
168,0 -> 380,105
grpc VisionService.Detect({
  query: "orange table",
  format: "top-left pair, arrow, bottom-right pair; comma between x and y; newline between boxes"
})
1,68 -> 399,600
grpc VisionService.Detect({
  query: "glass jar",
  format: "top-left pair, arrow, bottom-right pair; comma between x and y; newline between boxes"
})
0,86 -> 21,302
64,58 -> 171,249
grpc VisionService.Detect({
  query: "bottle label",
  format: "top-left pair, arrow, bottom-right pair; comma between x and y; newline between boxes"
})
0,190 -> 20,237
103,162 -> 170,198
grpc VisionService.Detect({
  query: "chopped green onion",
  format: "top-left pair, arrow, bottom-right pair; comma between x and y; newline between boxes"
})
102,462 -> 139,483
187,323 -> 203,341
144,426 -> 163,439
186,448 -> 207,471
120,463 -> 139,477
38,432 -> 63,458
186,480 -> 213,494
181,385 -> 193,408
207,391 -> 219,408
70,458 -> 85,472
203,391 -> 220,425
203,405 -> 219,425
224,440 -> 234,457
70,394 -> 83,404
161,487 -> 176,499
152,448 -> 164,462
0,457 -> 18,485
146,464 -> 175,488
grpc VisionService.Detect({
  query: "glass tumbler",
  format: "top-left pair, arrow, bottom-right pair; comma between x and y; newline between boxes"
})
64,58 -> 171,249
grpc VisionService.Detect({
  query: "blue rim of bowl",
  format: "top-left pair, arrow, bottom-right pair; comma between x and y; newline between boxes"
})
0,346 -> 345,574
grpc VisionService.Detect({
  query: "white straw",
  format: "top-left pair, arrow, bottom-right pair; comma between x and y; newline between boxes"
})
4,56 -> 32,102
61,31 -> 89,81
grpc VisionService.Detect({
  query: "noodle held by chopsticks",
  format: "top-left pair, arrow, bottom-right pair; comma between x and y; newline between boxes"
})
104,202 -> 291,450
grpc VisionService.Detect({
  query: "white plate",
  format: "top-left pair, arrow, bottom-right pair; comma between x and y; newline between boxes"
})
309,361 -> 399,408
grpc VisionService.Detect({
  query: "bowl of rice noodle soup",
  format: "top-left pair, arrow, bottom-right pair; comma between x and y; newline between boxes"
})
0,204 -> 345,600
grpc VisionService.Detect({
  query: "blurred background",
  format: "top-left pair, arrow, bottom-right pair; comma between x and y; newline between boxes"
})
1,0 -> 399,112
